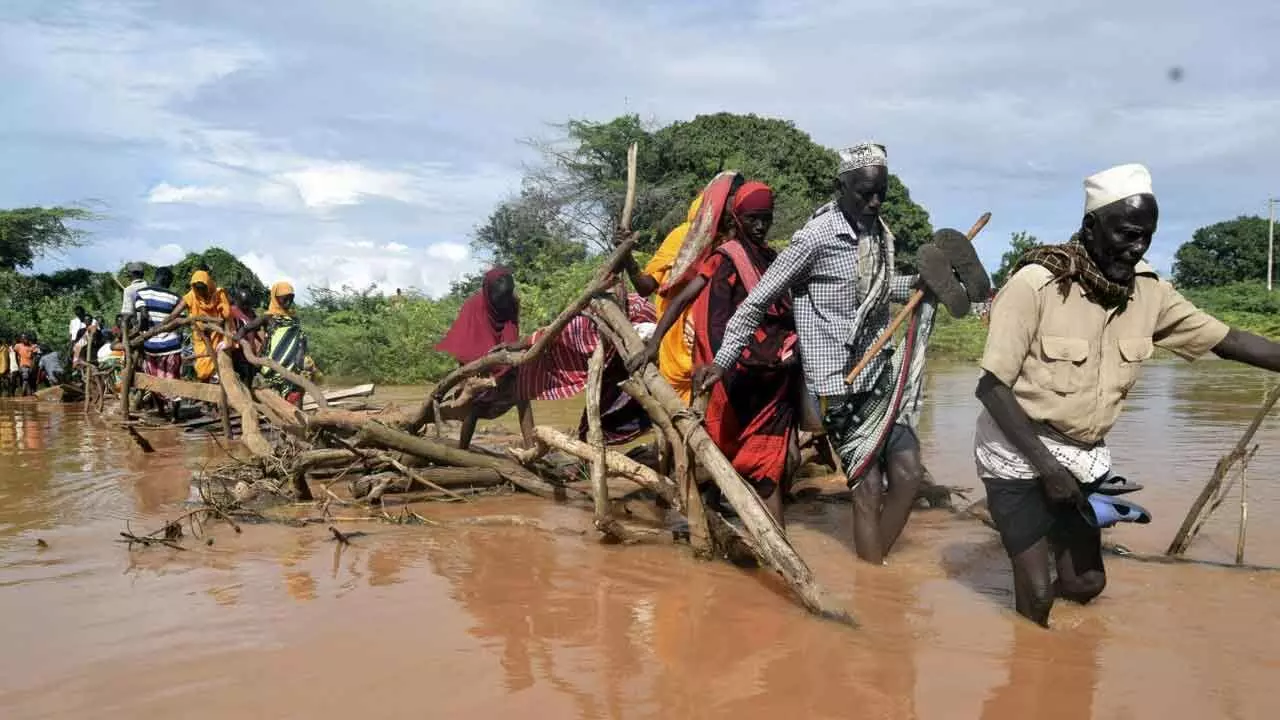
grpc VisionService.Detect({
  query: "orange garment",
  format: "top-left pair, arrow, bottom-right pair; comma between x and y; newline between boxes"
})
183,270 -> 232,381
14,342 -> 36,368
643,194 -> 703,404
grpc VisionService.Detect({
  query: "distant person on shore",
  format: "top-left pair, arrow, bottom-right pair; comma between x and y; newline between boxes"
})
38,349 -> 64,386
120,263 -> 148,328
166,270 -> 233,383
975,163 -> 1280,627
235,281 -> 308,405
13,333 -> 39,396
435,267 -> 530,449
0,335 -> 11,396
69,305 -> 89,351
646,181 -> 802,526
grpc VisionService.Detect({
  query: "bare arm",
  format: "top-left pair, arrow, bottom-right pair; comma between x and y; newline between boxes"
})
1212,328 -> 1280,372
234,315 -> 268,342
629,275 -> 706,372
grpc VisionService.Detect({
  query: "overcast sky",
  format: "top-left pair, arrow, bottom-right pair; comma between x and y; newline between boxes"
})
2,0 -> 1276,298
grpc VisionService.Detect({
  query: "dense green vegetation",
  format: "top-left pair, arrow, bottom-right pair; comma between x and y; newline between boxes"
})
4,116 -> 1278,381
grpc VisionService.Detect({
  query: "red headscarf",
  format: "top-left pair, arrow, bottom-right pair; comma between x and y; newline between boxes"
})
435,267 -> 520,364
730,181 -> 774,244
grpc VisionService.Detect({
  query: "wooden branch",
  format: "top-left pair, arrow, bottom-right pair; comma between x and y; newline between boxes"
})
133,374 -> 224,404
239,341 -> 327,410
531,427 -> 677,502
589,298 -> 854,626
405,232 -> 642,433
215,350 -> 273,458
1167,382 -> 1280,556
619,142 -> 638,233
585,342 -> 615,537
119,324 -> 135,418
1237,449 -> 1251,565
309,412 -> 588,503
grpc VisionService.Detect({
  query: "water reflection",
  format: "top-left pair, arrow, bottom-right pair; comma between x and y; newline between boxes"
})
981,620 -> 1101,719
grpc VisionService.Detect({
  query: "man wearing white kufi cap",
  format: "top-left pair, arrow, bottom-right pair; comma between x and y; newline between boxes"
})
974,162 -> 1280,627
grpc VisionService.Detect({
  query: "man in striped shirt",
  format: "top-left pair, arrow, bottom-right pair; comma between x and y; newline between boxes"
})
134,267 -> 184,414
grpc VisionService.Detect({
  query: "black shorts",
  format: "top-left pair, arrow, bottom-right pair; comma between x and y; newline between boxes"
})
981,477 -> 1099,557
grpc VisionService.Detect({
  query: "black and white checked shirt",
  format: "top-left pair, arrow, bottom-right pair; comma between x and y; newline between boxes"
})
713,203 -> 917,397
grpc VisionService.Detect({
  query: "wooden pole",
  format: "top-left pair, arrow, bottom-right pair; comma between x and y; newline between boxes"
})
586,343 -> 609,522
589,298 -> 854,625
844,212 -> 990,385
1237,452 -> 1250,565
1167,382 -> 1280,556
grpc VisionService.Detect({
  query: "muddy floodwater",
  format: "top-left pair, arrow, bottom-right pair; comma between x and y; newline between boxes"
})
2,360 -> 1279,719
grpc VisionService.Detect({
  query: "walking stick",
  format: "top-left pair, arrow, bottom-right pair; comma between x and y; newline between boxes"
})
843,212 -> 991,385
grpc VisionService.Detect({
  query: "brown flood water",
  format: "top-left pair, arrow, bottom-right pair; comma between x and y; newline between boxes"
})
2,360 -> 1279,719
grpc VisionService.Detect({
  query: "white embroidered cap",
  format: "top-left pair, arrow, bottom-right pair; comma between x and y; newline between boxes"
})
838,142 -> 887,174
1084,163 -> 1153,213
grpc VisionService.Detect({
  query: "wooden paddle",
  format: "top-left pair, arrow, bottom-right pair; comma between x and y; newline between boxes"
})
843,212 -> 991,386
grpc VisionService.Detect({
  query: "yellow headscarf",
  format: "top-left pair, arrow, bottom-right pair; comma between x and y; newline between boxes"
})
267,280 -> 296,316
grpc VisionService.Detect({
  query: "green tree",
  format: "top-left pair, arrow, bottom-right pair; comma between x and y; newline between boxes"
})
992,231 -> 1043,288
170,247 -> 267,302
0,206 -> 96,270
521,112 -> 933,269
471,186 -> 587,285
1172,216 -> 1270,288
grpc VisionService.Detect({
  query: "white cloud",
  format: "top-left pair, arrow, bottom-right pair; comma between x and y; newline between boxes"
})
147,243 -> 186,266
281,163 -> 423,209
426,242 -> 469,263
385,242 -> 408,252
147,182 -> 232,205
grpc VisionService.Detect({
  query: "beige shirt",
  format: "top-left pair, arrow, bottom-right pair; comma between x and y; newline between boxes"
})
980,261 -> 1229,445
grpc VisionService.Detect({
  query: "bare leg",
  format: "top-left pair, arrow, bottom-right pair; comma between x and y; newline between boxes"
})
1053,521 -> 1107,605
1010,537 -> 1055,627
851,465 -> 886,564
458,409 -> 480,451
879,448 -> 925,556
516,400 -> 535,449
762,485 -> 785,530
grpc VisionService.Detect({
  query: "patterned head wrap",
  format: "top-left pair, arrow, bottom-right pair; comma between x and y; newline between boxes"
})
838,142 -> 888,175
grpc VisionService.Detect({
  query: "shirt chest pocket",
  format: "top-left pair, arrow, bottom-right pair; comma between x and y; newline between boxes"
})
1039,335 -> 1090,394
1114,336 -> 1154,395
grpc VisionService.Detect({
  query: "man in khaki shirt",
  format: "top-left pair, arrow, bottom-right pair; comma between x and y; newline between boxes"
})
975,163 -> 1280,627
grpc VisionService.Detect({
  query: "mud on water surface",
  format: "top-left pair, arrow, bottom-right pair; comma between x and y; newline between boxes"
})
1,359 -> 1279,719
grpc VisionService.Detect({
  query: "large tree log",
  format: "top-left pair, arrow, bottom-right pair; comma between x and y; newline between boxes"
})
588,298 -> 853,625
585,342 -> 621,539
1167,382 -> 1280,556
405,233 -> 642,434
308,413 -> 588,503
133,374 -> 225,404
215,351 -> 273,458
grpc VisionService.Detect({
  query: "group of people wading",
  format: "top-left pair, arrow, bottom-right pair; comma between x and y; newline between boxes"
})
109,263 -> 311,417
435,142 -> 1280,628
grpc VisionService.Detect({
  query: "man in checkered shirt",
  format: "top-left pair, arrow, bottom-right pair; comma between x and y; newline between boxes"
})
698,142 -> 942,565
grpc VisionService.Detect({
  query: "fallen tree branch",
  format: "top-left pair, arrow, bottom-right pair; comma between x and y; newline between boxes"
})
215,350 -> 274,459
239,341 -> 328,410
309,412 -> 588,503
589,298 -> 854,626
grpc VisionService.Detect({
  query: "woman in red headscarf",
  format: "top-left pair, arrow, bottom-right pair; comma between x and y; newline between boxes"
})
649,181 -> 800,524
436,267 -> 521,364
435,267 -> 529,448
